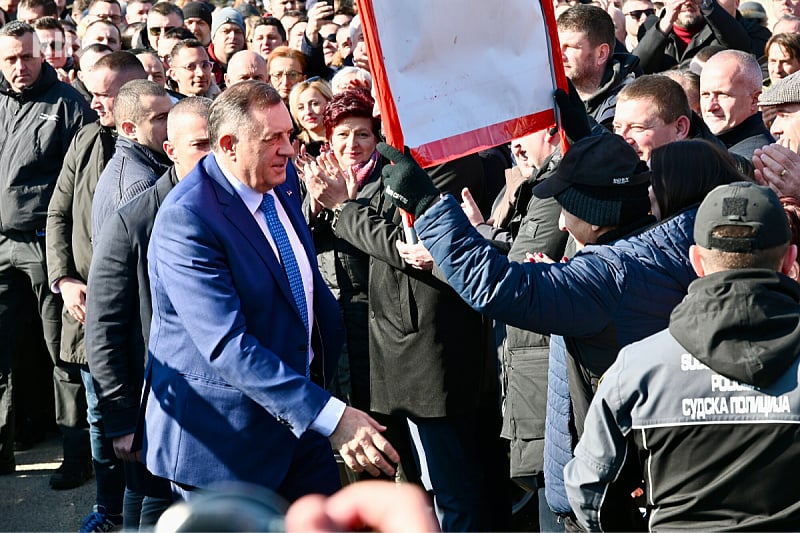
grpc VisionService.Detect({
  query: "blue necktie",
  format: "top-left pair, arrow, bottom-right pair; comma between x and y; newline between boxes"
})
259,194 -> 310,374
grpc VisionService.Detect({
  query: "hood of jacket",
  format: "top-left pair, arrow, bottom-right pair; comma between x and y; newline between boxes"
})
670,269 -> 800,387
0,60 -> 58,100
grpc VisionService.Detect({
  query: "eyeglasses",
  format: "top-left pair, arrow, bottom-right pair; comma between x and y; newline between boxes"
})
624,8 -> 655,18
149,25 -> 177,36
175,60 -> 214,72
322,33 -> 337,42
270,70 -> 303,83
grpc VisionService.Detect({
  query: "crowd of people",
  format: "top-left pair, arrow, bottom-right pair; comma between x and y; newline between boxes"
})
1,0 -> 800,531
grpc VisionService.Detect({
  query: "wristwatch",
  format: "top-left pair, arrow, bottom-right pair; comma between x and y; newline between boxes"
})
330,204 -> 345,230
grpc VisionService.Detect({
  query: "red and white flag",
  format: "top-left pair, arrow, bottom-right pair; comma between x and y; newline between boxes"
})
358,0 -> 567,167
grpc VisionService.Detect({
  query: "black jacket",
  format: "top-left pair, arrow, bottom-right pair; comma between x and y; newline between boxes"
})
46,121 -> 116,364
716,112 -> 774,159
633,0 -> 751,74
738,11 -> 771,58
585,52 -> 639,128
307,160 -> 384,409
566,269 -> 800,530
0,62 -> 92,233
333,155 -> 494,417
85,168 -> 177,436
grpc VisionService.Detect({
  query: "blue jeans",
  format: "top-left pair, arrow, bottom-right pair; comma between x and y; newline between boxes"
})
123,487 -> 171,530
80,368 -> 125,515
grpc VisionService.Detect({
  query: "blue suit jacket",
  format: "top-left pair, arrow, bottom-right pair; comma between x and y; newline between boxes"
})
142,153 -> 343,489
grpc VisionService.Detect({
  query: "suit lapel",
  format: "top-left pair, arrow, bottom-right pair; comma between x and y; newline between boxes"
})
203,155 -> 300,318
274,183 -> 318,270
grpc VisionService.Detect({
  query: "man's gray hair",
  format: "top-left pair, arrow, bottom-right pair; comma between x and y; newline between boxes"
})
114,78 -> 168,126
208,80 -> 282,151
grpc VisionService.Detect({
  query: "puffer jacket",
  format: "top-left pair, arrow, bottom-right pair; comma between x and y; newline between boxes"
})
416,197 -> 698,512
0,62 -> 92,233
417,196 -> 696,342
544,334 -> 572,513
91,136 -> 172,241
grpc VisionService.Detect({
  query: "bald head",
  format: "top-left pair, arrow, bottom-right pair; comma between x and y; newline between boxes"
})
224,50 -> 269,86
700,50 -> 763,135
165,96 -> 212,178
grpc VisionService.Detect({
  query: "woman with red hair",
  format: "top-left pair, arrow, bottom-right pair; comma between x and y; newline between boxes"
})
299,87 -> 385,413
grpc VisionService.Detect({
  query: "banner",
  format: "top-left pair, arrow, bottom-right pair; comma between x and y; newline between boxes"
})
357,0 -> 567,167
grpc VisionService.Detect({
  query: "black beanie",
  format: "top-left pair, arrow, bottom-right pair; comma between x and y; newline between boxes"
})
182,2 -> 213,27
556,182 -> 651,227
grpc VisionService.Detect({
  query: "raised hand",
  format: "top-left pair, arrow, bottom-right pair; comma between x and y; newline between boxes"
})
376,143 -> 440,218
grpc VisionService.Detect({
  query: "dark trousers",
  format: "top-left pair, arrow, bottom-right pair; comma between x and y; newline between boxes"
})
123,461 -> 172,529
0,231 -> 83,468
409,409 -> 512,532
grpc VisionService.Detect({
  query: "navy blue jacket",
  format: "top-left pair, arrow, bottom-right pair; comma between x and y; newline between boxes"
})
415,195 -> 698,512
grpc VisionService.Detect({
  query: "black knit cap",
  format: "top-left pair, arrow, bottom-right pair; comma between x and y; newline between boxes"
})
695,182 -> 791,252
533,134 -> 651,227
183,2 -> 213,27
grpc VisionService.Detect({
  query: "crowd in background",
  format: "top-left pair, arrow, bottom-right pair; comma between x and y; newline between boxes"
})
1,0 -> 800,531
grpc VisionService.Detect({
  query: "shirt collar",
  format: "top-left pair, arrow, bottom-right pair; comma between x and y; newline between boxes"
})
217,157 -> 274,214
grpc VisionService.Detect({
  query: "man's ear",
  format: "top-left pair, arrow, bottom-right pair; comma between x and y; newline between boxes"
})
780,244 -> 798,277
674,115 -> 691,140
119,119 -> 137,140
218,133 -> 236,158
689,244 -> 706,277
224,73 -> 231,88
595,43 -> 611,67
163,139 -> 177,164
751,90 -> 762,113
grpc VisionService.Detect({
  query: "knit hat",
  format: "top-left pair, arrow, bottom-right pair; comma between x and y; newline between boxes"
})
211,7 -> 245,39
760,71 -> 800,106
695,182 -> 791,253
183,2 -> 213,27
533,134 -> 651,227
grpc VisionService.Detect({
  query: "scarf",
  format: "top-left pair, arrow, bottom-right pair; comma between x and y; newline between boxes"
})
351,150 -> 379,189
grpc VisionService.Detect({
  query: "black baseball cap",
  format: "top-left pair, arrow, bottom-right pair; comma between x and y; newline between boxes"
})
533,134 -> 651,227
695,182 -> 791,253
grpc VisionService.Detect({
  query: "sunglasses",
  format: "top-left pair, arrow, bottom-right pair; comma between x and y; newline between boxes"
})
149,25 -> 177,36
625,8 -> 655,18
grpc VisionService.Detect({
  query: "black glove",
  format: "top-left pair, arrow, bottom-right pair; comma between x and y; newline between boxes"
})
376,143 -> 440,218
554,79 -> 591,144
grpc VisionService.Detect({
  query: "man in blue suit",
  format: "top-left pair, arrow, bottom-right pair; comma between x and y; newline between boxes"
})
142,81 -> 398,501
